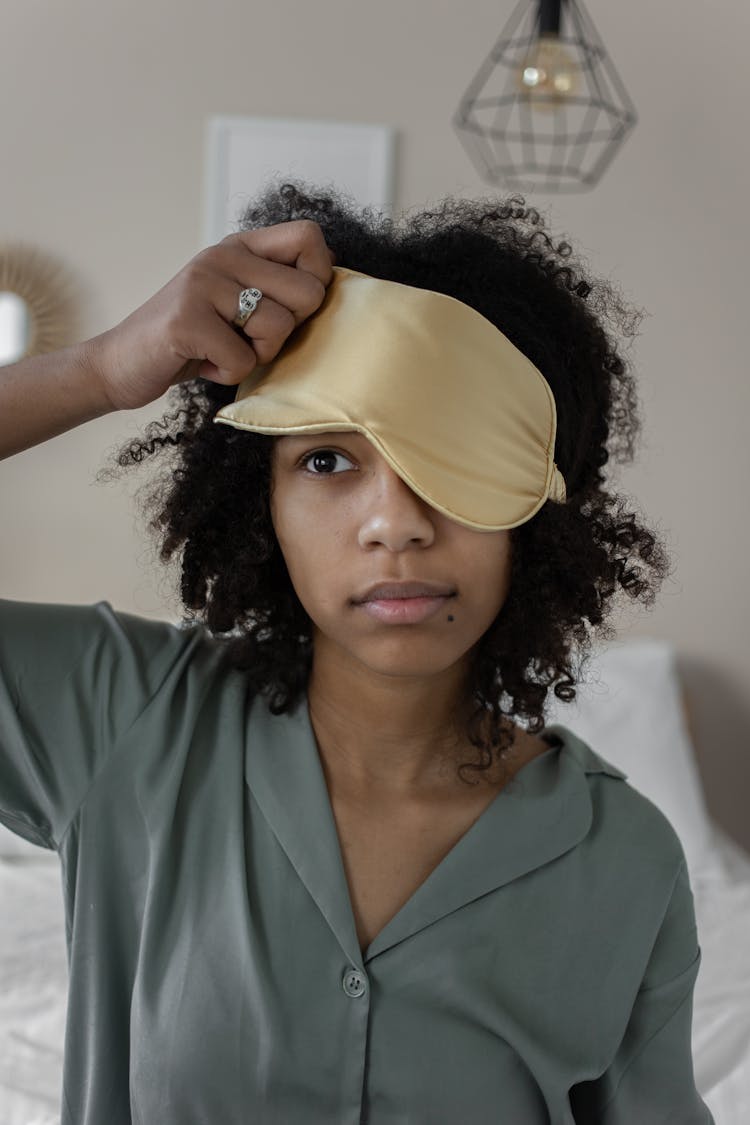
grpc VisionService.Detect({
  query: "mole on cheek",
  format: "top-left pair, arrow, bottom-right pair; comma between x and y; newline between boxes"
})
447,613 -> 454,622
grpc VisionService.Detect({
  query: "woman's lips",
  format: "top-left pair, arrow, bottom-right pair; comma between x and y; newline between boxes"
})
356,595 -> 453,624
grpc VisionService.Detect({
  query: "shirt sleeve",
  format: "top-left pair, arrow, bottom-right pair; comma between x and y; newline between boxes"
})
0,597 -> 203,852
570,859 -> 714,1124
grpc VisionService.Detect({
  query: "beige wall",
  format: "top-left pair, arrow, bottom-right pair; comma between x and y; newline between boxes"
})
1,1 -> 748,847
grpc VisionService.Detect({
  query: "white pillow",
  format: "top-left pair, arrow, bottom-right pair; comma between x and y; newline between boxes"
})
542,636 -> 716,880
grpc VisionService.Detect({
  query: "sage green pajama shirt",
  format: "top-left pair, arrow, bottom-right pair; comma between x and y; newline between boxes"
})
0,598 -> 714,1123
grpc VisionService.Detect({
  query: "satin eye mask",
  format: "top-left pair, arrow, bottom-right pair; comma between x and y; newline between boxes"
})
213,266 -> 567,531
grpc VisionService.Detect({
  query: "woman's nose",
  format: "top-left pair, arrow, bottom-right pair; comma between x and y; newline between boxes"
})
356,463 -> 437,549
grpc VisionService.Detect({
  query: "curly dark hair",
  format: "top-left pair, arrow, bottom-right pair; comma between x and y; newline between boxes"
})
97,178 -> 673,787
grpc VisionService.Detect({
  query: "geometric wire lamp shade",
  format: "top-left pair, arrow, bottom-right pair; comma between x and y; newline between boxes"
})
452,0 -> 638,193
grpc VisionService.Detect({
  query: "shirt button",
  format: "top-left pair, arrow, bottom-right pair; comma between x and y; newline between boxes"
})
342,967 -> 367,997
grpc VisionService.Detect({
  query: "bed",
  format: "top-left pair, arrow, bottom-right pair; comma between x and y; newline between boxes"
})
0,634 -> 747,1124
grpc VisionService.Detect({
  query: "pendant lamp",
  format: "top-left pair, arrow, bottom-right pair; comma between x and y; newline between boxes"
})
452,0 -> 638,193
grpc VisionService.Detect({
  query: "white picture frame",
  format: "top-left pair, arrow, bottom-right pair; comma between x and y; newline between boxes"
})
202,115 -> 397,248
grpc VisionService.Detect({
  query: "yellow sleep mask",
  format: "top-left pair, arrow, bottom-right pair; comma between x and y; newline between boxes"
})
213,266 -> 567,530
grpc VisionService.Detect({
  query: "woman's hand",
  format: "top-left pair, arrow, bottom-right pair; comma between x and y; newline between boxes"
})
89,220 -> 337,411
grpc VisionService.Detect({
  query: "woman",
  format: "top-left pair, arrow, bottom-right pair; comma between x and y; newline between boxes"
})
0,182 -> 713,1123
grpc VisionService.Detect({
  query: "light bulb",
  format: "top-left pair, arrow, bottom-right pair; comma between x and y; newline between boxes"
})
517,33 -> 581,111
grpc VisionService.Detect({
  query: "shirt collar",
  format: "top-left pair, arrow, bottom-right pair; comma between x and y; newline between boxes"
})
245,693 -> 626,963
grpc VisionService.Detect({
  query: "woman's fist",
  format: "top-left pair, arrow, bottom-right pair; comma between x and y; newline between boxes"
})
89,219 -> 337,411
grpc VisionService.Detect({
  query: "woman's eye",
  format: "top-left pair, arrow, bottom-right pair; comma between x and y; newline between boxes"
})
299,449 -> 355,476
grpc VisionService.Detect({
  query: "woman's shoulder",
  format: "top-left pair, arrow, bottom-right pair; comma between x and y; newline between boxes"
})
550,722 -> 689,875
0,596 -> 225,697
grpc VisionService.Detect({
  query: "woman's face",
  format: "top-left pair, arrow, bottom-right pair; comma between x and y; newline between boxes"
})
269,431 -> 513,679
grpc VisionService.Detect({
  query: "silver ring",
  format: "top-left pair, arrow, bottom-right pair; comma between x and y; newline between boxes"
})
233,286 -> 263,328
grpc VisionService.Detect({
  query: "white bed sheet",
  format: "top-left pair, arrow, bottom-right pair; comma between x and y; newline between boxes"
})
1,821 -> 748,1125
